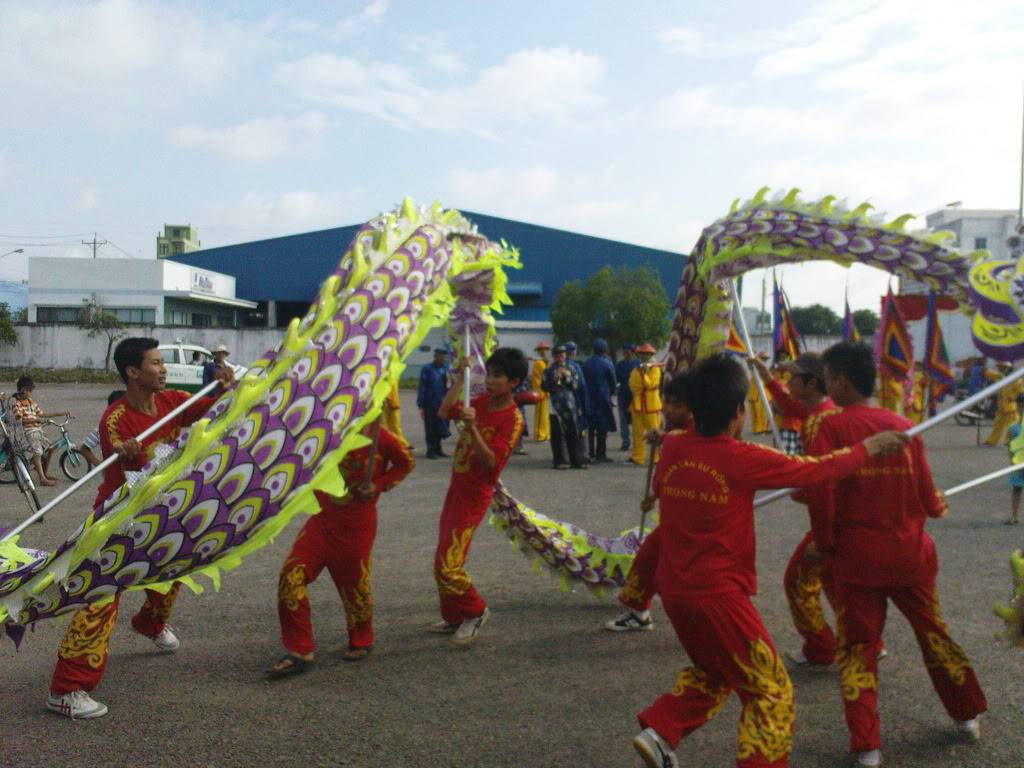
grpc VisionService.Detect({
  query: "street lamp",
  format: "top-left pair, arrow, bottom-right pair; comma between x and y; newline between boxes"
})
0,248 -> 24,259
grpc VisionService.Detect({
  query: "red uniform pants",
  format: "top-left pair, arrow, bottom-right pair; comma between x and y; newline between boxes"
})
638,591 -> 794,768
834,579 -> 987,752
278,508 -> 377,654
783,531 -> 837,664
50,584 -> 180,695
434,484 -> 491,624
619,525 -> 660,612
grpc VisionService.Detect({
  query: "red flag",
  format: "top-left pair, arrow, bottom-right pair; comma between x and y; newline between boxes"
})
924,291 -> 954,405
773,278 -> 801,361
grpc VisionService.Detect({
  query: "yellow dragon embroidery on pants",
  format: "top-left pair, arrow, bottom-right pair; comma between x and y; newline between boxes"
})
58,602 -> 118,669
835,607 -> 877,702
788,562 -> 828,634
672,666 -> 730,721
734,638 -> 795,764
341,558 -> 374,629
144,581 -> 181,624
278,563 -> 309,612
436,528 -> 475,595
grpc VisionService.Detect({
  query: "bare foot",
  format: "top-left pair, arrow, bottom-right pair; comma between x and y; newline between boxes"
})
39,478 -> 56,487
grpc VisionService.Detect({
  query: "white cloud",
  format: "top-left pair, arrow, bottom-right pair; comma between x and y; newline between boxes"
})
196,190 -> 360,244
76,186 -> 99,211
277,47 -> 606,136
169,112 -> 328,163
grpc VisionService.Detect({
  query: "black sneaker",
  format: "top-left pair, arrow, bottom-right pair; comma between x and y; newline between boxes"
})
605,610 -> 654,632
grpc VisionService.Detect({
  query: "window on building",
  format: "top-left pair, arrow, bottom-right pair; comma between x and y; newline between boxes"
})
173,242 -> 184,254
193,313 -> 212,327
36,306 -> 83,324
159,242 -> 168,256
173,228 -> 182,238
975,237 -> 988,250
108,307 -> 155,325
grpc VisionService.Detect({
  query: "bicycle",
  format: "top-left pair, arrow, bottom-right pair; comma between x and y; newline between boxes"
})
45,416 -> 94,481
0,403 -> 42,515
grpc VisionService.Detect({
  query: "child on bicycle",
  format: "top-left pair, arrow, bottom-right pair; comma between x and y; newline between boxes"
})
10,376 -> 69,487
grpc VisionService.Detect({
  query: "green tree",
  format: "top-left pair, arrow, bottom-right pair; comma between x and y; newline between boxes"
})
549,265 -> 670,354
79,295 -> 126,371
852,308 -> 879,336
0,302 -> 18,346
789,303 -> 842,335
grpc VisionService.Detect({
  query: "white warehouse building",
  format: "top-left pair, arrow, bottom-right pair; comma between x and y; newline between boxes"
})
27,257 -> 257,328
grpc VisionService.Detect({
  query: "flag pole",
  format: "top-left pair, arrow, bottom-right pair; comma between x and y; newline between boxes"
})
730,280 -> 783,448
2,380 -> 222,541
753,365 -> 1024,508
463,325 -> 473,409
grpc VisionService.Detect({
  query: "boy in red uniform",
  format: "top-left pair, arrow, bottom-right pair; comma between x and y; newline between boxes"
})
751,353 -> 845,668
47,337 -> 231,719
270,421 -> 414,674
633,354 -> 907,768
805,342 -> 987,767
430,347 -> 526,645
606,373 -> 692,632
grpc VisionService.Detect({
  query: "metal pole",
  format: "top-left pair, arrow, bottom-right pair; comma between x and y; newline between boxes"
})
945,461 -> 1023,498
638,431 -> 658,543
1019,80 -> 1024,227
730,280 -> 783,447
753,365 -> 1024,509
463,325 -> 472,408
2,380 -> 222,540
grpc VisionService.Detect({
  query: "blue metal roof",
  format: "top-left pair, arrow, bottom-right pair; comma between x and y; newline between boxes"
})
170,211 -> 687,321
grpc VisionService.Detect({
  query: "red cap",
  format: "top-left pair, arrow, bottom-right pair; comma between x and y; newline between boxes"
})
635,343 -> 656,354
535,341 -> 551,350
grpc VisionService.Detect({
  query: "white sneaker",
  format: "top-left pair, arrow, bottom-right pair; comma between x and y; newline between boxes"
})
955,718 -> 980,743
452,608 -> 490,645
605,610 -> 654,632
877,647 -> 888,661
785,648 -> 832,670
151,626 -> 180,652
855,749 -> 881,766
633,727 -> 679,768
426,620 -> 459,634
47,690 -> 108,719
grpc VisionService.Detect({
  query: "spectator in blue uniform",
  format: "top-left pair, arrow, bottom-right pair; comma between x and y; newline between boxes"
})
582,338 -> 618,462
542,345 -> 586,469
418,348 -> 450,459
614,343 -> 639,452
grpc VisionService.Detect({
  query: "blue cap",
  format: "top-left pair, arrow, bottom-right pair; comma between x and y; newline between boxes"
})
622,343 -> 635,351
433,347 -> 449,355
565,341 -> 577,352
593,338 -> 608,352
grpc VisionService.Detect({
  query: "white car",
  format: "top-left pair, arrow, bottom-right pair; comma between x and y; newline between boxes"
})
158,342 -> 246,393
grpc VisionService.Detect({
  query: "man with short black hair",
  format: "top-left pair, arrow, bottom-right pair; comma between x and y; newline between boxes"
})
46,337 -> 233,720
806,341 -> 987,767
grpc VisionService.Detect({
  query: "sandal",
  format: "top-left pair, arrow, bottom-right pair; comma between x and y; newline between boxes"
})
343,646 -> 372,662
268,652 -> 314,678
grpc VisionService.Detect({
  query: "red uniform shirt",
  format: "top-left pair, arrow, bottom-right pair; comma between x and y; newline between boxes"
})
804,404 -> 946,587
653,432 -> 869,599
448,394 -> 524,505
768,374 -> 804,432
313,427 -> 414,517
95,390 -> 215,509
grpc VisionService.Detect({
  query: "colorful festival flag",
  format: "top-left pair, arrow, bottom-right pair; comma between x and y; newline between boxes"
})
924,291 -> 954,405
877,288 -> 914,377
725,322 -> 747,355
772,277 -> 801,361
843,294 -> 861,342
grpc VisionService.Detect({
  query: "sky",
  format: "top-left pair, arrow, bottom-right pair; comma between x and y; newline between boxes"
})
1,0 -> 1022,315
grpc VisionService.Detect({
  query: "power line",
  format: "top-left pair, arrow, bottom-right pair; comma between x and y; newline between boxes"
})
82,233 -> 107,259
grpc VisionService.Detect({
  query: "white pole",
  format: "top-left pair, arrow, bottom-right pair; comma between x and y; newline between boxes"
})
2,380 -> 222,540
753,365 -> 1024,509
945,461 -> 1023,498
730,280 -> 783,448
463,325 -> 472,409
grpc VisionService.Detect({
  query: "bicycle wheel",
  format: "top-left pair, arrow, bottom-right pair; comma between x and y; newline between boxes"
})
12,455 -> 41,515
60,449 -> 89,481
0,457 -> 15,483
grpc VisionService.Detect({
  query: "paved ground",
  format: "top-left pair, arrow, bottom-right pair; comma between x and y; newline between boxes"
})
2,383 -> 1023,767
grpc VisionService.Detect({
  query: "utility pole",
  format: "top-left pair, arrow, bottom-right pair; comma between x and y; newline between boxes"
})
82,232 -> 106,258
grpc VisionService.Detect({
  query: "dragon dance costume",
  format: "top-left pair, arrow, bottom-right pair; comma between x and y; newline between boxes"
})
638,431 -> 875,768
804,405 -> 987,754
50,390 -> 216,695
278,427 -> 413,654
434,395 -> 523,625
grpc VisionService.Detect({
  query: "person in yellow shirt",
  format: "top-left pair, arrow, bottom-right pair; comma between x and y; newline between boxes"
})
531,342 -> 551,442
878,369 -> 904,415
627,343 -> 662,465
381,380 -> 408,445
986,362 -> 1023,446
747,354 -> 771,435
907,363 -> 928,425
